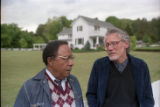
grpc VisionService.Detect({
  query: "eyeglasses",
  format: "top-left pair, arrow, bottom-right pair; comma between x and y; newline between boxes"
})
105,40 -> 121,48
57,55 -> 74,61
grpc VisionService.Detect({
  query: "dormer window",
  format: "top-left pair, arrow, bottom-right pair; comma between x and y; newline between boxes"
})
77,26 -> 83,31
94,25 -> 100,31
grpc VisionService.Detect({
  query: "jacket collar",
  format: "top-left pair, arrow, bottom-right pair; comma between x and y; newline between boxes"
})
33,68 -> 74,81
33,68 -> 46,80
32,68 -> 77,104
100,56 -> 110,105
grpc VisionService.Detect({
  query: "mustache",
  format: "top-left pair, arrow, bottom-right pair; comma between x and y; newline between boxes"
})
108,51 -> 116,54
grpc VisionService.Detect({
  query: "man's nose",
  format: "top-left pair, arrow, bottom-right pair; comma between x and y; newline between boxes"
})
68,59 -> 74,66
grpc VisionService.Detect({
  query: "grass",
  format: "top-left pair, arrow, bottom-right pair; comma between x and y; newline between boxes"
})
135,46 -> 160,52
1,50 -> 160,106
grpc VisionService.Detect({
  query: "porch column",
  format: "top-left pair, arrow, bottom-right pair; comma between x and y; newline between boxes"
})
96,36 -> 99,44
96,36 -> 99,48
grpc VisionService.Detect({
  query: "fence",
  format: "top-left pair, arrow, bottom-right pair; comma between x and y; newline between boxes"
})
1,48 -> 34,51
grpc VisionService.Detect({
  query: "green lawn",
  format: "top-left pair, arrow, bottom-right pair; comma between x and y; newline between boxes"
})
1,50 -> 160,107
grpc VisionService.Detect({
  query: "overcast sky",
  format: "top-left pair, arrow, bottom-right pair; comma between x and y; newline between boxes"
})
1,0 -> 160,32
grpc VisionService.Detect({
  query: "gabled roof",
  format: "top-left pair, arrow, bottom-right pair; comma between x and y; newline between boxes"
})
73,15 -> 115,28
58,27 -> 72,35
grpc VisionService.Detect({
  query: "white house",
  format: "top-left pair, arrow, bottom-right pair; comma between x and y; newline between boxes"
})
58,27 -> 73,48
58,15 -> 116,49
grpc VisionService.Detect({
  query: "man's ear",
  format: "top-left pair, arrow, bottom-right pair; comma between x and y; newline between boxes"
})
47,57 -> 53,66
125,41 -> 129,48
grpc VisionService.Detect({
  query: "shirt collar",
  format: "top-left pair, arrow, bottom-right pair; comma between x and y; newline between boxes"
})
45,68 -> 67,90
45,68 -> 67,82
114,57 -> 128,72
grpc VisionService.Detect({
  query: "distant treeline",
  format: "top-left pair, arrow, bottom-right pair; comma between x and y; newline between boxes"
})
1,16 -> 160,48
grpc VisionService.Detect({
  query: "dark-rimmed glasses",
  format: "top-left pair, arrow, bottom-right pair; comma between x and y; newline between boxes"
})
105,40 -> 121,48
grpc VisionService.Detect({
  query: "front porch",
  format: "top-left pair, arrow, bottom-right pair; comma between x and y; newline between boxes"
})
89,36 -> 104,49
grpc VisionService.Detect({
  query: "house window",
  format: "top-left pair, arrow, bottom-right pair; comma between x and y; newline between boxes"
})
78,38 -> 84,45
77,26 -> 83,31
68,34 -> 72,39
75,38 -> 84,45
94,25 -> 100,31
93,38 -> 96,47
99,37 -> 104,45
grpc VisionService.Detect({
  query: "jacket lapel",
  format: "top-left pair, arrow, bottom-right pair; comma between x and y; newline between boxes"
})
33,69 -> 52,102
67,76 -> 77,97
41,78 -> 51,101
67,76 -> 80,106
129,55 -> 141,101
100,57 -> 110,105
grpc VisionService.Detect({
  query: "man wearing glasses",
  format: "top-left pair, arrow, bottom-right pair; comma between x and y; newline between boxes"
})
86,29 -> 154,107
14,40 -> 84,107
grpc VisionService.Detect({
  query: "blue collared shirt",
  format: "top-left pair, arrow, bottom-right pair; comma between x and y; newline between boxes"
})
114,58 -> 128,73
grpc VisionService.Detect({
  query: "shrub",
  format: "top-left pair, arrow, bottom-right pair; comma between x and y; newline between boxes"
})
82,41 -> 91,51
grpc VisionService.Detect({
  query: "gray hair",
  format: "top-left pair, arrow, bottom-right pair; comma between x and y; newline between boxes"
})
105,28 -> 130,53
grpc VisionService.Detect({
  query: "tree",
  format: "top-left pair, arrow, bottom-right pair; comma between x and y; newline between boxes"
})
1,33 -> 12,47
149,17 -> 160,42
45,17 -> 63,40
19,38 -> 28,48
36,16 -> 72,42
1,23 -> 21,48
143,35 -> 152,46
125,24 -> 133,36
20,31 -> 34,48
59,16 -> 72,28
130,36 -> 136,51
132,18 -> 149,40
36,24 -> 48,43
105,16 -> 122,28
1,23 -> 35,48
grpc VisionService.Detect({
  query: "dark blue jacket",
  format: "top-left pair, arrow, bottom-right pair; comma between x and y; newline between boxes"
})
14,69 -> 84,107
86,54 -> 154,107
